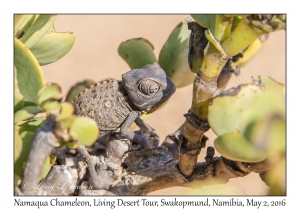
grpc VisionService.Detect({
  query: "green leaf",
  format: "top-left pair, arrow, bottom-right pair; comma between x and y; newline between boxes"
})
37,83 -> 63,106
37,83 -> 63,112
244,114 -> 285,155
265,158 -> 286,195
66,141 -> 78,149
57,102 -> 74,121
166,47 -> 195,88
208,83 -> 264,136
14,69 -> 24,112
42,101 -> 61,113
17,15 -> 37,37
231,15 -> 243,32
14,38 -> 45,104
241,92 -> 285,132
14,106 -> 43,124
14,173 -> 22,188
15,15 -> 37,38
41,156 -> 51,180
118,38 -> 157,69
158,19 -> 194,88
184,180 -> 238,195
261,76 -> 285,97
14,126 -> 23,162
59,116 -> 75,129
265,116 -> 286,155
14,15 -> 28,35
19,117 -> 46,133
14,131 -> 51,180
14,131 -> 35,177
65,80 -> 95,102
214,132 -> 267,162
159,20 -> 190,76
31,31 -> 75,65
70,117 -> 99,147
232,36 -> 269,69
191,14 -> 216,34
20,15 -> 57,49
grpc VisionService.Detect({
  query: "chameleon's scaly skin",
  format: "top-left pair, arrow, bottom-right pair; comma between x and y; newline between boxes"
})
73,80 -> 136,131
72,63 -> 176,146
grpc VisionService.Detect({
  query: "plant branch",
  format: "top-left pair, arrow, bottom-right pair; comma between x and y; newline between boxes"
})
177,21 -> 231,177
77,145 -> 102,190
24,130 -> 272,196
101,145 -> 269,195
21,114 -> 59,195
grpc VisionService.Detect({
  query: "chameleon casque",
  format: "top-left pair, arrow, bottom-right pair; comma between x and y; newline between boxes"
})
72,63 -> 176,148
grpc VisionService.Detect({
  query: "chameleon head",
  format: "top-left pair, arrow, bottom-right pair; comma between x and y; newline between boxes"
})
122,63 -> 176,113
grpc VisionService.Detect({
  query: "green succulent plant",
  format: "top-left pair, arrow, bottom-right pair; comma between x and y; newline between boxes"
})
118,14 -> 285,195
14,15 -> 98,185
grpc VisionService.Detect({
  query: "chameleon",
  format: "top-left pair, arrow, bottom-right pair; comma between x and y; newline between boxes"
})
72,63 -> 176,148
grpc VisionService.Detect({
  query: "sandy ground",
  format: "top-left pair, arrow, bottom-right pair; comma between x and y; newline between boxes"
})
42,15 -> 286,195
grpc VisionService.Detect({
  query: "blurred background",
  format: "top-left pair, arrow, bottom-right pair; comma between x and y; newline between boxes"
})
42,15 -> 286,195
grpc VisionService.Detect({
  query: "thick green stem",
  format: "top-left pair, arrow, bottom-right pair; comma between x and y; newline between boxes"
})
198,42 -> 230,83
222,16 -> 265,56
190,75 -> 217,121
214,15 -> 233,42
178,21 -> 231,177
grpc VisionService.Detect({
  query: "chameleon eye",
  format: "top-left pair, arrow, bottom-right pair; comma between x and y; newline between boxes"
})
138,79 -> 160,95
